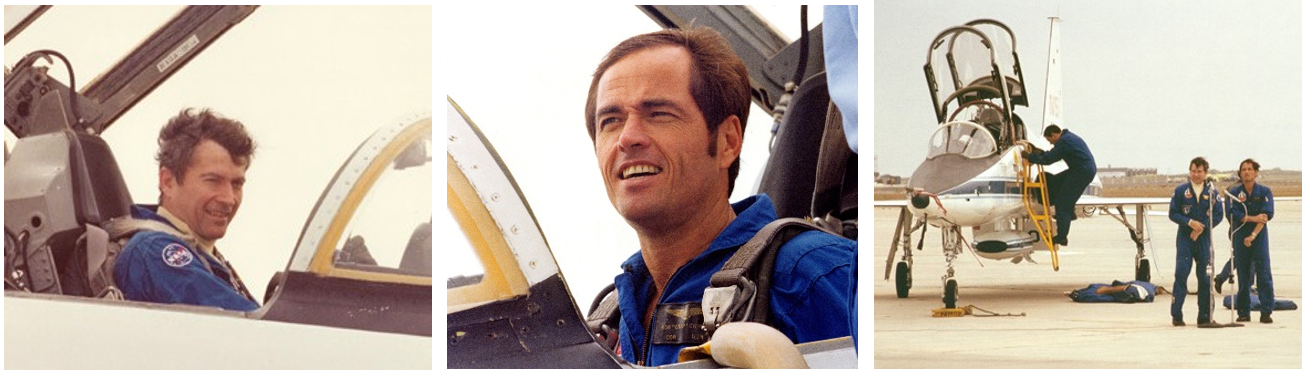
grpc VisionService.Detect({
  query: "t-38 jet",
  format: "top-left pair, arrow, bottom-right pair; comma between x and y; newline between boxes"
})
876,18 -> 1172,309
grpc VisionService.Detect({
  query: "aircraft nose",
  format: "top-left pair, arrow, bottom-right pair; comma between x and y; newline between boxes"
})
910,192 -> 931,209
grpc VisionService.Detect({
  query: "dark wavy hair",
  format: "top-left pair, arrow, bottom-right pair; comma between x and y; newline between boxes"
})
1190,156 -> 1209,172
156,108 -> 256,182
584,27 -> 751,194
1239,158 -> 1261,178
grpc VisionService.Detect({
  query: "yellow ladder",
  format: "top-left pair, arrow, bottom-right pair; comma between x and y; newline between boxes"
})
1018,155 -> 1060,270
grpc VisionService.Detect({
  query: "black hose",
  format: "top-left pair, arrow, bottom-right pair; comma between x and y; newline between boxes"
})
28,49 -> 81,128
791,5 -> 810,86
588,282 -> 617,316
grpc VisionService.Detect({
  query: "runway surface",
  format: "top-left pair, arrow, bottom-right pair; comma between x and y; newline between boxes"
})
874,201 -> 1302,368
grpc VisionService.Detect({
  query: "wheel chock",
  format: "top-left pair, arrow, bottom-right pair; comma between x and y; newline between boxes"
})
932,305 -> 1026,318
931,307 -> 969,317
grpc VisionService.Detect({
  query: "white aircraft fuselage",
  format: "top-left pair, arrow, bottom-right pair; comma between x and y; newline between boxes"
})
907,145 -> 1104,261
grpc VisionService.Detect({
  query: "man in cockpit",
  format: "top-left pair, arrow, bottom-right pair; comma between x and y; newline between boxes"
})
1018,125 -> 1096,246
584,27 -> 856,366
113,108 -> 260,311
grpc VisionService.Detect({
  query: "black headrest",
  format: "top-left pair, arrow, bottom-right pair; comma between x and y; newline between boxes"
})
757,73 -> 829,219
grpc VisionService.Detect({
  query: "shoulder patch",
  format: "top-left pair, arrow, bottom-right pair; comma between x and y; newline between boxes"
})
1238,191 -> 1246,202
161,243 -> 194,268
1184,189 -> 1192,199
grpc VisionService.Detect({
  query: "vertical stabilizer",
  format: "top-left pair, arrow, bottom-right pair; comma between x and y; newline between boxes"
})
1041,17 -> 1062,132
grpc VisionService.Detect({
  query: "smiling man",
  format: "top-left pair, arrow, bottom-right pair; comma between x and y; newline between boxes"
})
584,28 -> 856,366
114,108 -> 259,311
1168,156 -> 1222,327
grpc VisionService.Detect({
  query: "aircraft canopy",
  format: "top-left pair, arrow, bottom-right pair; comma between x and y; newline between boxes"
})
926,121 -> 998,160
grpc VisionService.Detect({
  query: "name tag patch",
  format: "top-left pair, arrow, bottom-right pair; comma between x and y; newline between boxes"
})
651,302 -> 708,345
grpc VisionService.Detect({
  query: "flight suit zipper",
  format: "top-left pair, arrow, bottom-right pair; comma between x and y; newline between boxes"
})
638,309 -> 656,366
636,264 -> 690,366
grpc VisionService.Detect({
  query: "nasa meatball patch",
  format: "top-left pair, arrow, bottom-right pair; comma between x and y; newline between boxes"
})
162,243 -> 194,268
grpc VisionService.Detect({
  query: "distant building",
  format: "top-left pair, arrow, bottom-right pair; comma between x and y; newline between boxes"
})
1098,165 -> 1157,179
1098,167 -> 1129,179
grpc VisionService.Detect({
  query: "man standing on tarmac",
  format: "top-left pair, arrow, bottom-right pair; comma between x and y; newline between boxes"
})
1226,158 -> 1275,323
1168,157 -> 1223,327
1019,125 -> 1096,246
584,27 -> 856,366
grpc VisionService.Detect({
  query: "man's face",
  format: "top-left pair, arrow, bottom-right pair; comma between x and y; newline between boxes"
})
1239,162 -> 1258,184
592,46 -> 737,227
1189,163 -> 1208,185
1045,132 -> 1061,144
160,140 -> 246,241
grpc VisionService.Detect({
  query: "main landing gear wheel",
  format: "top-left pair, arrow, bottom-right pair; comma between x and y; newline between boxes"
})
895,262 -> 912,298
943,279 -> 958,309
1136,259 -> 1151,282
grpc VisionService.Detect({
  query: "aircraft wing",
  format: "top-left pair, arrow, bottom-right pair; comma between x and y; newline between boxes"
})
1074,196 -> 1171,207
875,196 -> 1170,209
873,197 -> 1171,216
873,200 -> 908,207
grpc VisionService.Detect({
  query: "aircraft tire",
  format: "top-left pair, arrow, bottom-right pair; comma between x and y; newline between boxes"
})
943,279 -> 958,309
1136,259 -> 1151,282
895,262 -> 911,298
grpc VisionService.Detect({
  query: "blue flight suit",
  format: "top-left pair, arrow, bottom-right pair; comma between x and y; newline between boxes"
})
1168,182 -> 1223,323
1227,182 -> 1275,318
114,205 -> 259,311
1025,129 -> 1096,243
1069,280 -> 1158,303
613,194 -> 856,366
1216,260 -> 1235,284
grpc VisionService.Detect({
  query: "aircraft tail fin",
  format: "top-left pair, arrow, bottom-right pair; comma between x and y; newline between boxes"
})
1041,17 -> 1062,133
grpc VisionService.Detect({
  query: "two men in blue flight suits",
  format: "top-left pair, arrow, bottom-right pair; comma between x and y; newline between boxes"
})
113,108 -> 259,311
1168,157 -> 1222,327
1021,125 -> 1097,246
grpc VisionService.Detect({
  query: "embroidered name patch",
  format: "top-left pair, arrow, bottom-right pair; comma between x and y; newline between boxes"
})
162,243 -> 194,268
651,302 -> 708,345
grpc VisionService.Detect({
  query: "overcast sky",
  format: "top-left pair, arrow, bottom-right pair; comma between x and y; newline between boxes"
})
874,0 -> 1302,177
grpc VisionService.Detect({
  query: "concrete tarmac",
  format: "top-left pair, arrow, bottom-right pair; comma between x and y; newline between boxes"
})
874,201 -> 1302,368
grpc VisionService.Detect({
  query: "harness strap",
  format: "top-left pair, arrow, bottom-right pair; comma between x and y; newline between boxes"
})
587,218 -> 831,351
211,247 -> 257,303
705,218 -> 826,334
587,285 -> 621,350
96,217 -> 253,302
83,217 -> 189,299
709,218 -> 821,290
811,102 -> 852,220
81,224 -> 119,299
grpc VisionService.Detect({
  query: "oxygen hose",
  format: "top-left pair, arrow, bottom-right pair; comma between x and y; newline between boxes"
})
768,5 -> 811,150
